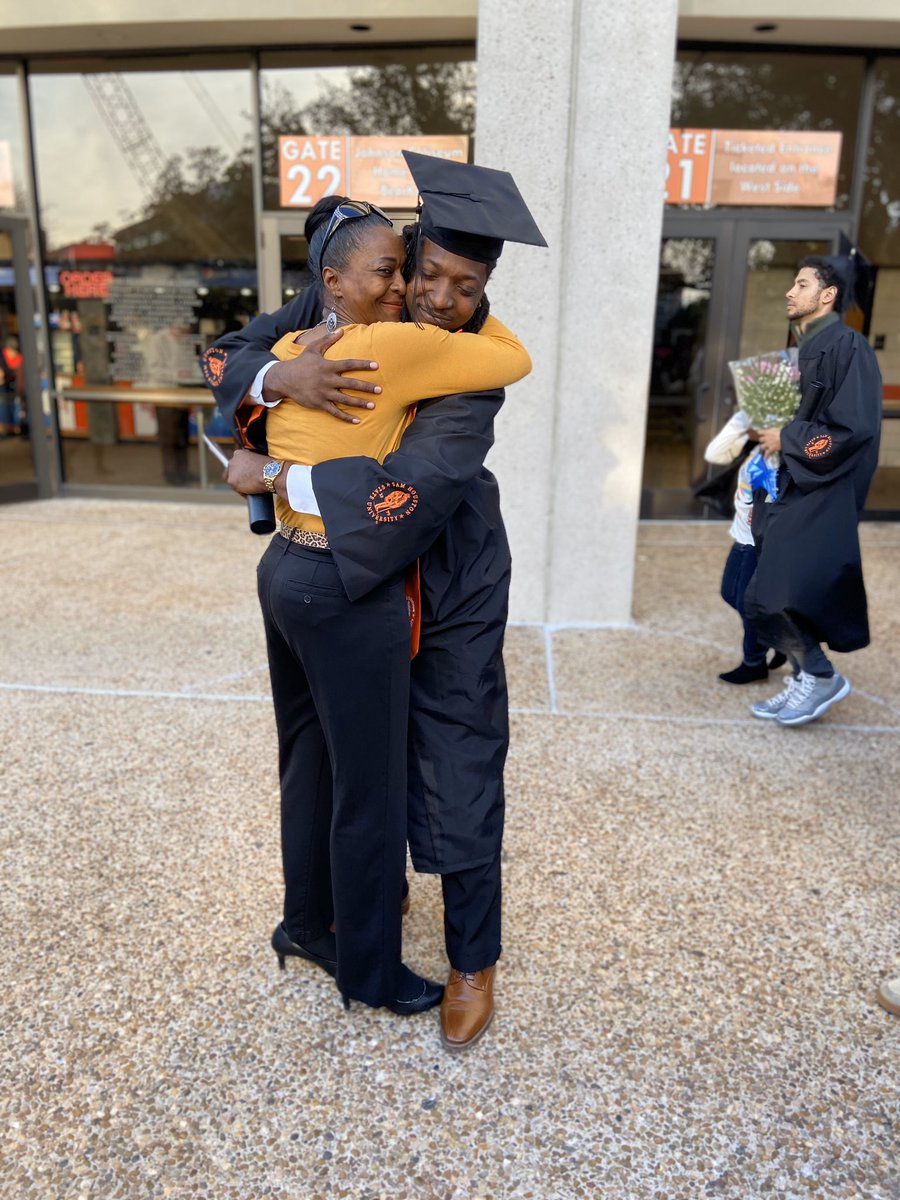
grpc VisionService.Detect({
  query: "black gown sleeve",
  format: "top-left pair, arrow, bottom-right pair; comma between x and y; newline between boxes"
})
200,288 -> 323,429
781,333 -> 883,492
311,389 -> 505,601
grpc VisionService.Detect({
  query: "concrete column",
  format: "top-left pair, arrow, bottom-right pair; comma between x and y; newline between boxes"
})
475,0 -> 678,623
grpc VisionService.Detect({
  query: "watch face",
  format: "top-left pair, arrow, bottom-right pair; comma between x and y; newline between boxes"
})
263,460 -> 282,480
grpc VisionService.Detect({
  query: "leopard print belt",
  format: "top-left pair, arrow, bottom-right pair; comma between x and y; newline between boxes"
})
277,524 -> 330,550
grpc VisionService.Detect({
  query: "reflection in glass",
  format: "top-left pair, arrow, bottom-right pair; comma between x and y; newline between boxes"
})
861,60 -> 900,514
0,69 -> 41,491
861,59 -> 900,268
0,69 -> 27,214
642,238 -> 715,510
260,49 -> 476,209
0,232 -> 38,490
672,51 -> 864,209
31,68 -> 256,258
29,65 -> 258,488
280,234 -> 316,307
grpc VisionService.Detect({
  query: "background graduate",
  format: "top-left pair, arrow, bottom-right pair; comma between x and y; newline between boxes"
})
745,253 -> 882,728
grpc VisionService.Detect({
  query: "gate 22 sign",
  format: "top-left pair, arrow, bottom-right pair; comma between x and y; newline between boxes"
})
280,138 -> 345,208
278,135 -> 469,209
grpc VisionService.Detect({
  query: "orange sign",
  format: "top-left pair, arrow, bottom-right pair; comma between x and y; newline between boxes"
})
279,137 -> 346,209
666,129 -> 842,208
666,129 -> 713,205
59,270 -> 114,300
348,136 -> 468,207
709,130 -> 841,207
278,135 -> 469,209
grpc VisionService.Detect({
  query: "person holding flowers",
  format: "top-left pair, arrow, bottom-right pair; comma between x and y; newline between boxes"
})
743,254 -> 882,727
703,347 -> 801,684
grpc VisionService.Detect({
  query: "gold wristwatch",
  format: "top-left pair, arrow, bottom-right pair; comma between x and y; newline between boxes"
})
262,459 -> 284,493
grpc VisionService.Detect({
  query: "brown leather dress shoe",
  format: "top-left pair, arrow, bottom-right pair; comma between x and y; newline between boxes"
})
440,965 -> 496,1050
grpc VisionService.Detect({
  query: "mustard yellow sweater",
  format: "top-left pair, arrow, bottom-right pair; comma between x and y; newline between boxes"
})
266,315 -> 531,533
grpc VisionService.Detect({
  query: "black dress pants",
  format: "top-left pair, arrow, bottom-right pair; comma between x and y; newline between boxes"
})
407,513 -> 509,974
441,856 -> 502,973
257,536 -> 411,1007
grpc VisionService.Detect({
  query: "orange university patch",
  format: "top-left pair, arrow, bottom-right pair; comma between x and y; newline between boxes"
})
804,433 -> 832,459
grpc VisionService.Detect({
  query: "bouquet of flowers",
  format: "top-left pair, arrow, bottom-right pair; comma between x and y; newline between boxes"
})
728,349 -> 801,429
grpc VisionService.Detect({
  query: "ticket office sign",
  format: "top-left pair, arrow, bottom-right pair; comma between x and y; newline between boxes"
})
279,135 -> 469,209
666,129 -> 842,208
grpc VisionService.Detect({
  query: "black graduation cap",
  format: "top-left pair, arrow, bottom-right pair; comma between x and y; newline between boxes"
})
402,150 -> 547,264
825,245 -> 872,315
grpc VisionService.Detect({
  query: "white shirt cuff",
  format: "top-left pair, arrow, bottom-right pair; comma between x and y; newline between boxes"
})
286,464 -> 321,516
250,360 -> 281,407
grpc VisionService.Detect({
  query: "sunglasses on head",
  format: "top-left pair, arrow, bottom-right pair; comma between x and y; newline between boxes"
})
319,200 -> 393,263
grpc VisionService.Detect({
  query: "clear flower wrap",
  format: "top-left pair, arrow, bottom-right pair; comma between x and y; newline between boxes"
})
728,349 -> 801,430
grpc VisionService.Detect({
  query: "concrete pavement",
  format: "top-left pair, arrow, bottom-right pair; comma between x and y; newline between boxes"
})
2,498 -> 898,1199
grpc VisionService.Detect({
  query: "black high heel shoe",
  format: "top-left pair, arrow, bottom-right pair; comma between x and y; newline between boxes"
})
341,966 -> 444,1016
271,923 -> 337,979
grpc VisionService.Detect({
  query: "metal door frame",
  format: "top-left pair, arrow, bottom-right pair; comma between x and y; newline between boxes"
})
713,213 -> 853,474
259,212 -> 309,314
654,209 -> 854,512
0,212 -> 56,501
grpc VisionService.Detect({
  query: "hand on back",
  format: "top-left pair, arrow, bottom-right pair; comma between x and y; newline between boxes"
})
264,327 -> 381,425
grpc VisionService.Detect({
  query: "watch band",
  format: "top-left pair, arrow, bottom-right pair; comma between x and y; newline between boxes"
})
263,459 -> 284,493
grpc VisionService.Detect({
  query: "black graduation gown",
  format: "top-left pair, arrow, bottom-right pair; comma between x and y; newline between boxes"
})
744,318 -> 882,653
203,296 -> 511,874
201,289 -> 323,439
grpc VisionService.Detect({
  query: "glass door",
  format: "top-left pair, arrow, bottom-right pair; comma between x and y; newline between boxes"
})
642,214 -> 852,518
642,233 -> 724,517
642,214 -> 737,518
260,213 -> 314,315
0,213 -> 56,502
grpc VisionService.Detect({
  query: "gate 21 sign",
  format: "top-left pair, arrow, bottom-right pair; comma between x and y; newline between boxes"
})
666,128 -> 842,207
665,129 -> 712,204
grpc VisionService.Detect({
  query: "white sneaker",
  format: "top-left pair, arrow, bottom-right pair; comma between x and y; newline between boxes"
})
750,674 -> 797,720
775,671 -> 850,726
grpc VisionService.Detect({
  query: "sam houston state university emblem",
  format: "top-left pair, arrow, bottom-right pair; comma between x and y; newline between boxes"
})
805,433 -> 833,459
367,482 -> 419,523
201,348 -> 228,388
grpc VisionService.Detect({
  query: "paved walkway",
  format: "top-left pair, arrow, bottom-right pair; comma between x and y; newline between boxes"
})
2,498 -> 898,1200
